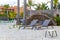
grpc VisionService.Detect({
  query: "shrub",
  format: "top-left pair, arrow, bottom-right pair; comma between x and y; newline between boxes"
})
20,12 -> 23,18
0,14 -> 6,17
8,12 -> 16,20
54,16 -> 60,26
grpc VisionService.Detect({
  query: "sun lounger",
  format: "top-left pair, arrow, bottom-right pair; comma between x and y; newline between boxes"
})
42,19 -> 50,27
37,19 -> 54,29
23,19 -> 38,29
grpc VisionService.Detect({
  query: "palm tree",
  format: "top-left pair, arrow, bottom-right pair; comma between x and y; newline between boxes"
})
34,3 -> 41,10
34,2 -> 49,10
23,0 -> 27,29
4,4 -> 10,19
41,3 -> 49,10
53,0 -> 58,13
53,0 -> 58,9
58,3 -> 60,9
27,0 -> 34,16
53,0 -> 58,15
4,4 -> 10,8
16,0 -> 20,25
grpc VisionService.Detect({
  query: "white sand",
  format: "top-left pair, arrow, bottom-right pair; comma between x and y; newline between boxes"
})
0,23 -> 59,40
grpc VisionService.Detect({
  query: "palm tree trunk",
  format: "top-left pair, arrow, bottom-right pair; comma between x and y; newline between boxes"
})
54,5 -> 58,16
56,6 -> 58,14
7,10 -> 9,20
16,0 -> 20,25
51,0 -> 53,17
23,0 -> 27,29
30,6 -> 31,16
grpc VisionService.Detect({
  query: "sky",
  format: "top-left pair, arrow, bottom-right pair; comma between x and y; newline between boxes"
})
0,0 -> 60,7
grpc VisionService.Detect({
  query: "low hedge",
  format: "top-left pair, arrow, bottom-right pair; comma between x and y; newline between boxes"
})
0,14 -> 6,17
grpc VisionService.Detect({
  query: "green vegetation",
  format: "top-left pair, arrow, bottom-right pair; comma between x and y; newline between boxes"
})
55,17 -> 60,26
34,4 -> 41,10
20,12 -> 23,18
8,11 -> 16,20
53,0 -> 58,9
28,0 -> 33,6
4,4 -> 10,8
0,14 -> 6,17
3,4 -> 10,14
27,0 -> 35,16
3,4 -> 16,20
54,14 -> 60,26
58,3 -> 60,9
34,3 -> 49,10
0,0 -> 59,20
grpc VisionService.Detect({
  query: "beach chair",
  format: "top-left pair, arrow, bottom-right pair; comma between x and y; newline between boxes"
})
23,19 -> 38,29
42,19 -> 50,28
38,19 -> 54,29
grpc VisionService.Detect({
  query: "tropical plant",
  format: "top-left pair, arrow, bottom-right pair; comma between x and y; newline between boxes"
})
57,3 -> 60,9
20,12 -> 23,18
28,0 -> 33,6
34,3 -> 49,10
0,14 -> 6,17
4,4 -> 10,8
54,17 -> 60,26
41,3 -> 49,10
34,3 -> 41,10
8,11 -> 16,20
54,14 -> 60,26
53,0 -> 58,9
4,4 -> 10,11
3,4 -> 10,17
27,0 -> 35,16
